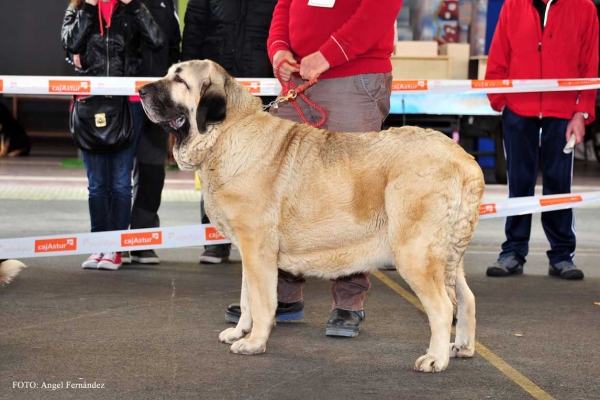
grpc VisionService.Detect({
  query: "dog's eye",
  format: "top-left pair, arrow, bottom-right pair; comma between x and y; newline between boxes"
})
174,75 -> 189,90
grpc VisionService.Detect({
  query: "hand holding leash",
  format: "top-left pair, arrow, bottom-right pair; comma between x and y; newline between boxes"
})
272,60 -> 327,128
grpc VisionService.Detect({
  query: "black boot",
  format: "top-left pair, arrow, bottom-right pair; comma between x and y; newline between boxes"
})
325,308 -> 365,338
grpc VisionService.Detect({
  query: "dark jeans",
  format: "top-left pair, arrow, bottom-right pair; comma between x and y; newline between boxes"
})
500,107 -> 576,265
82,101 -> 142,233
131,111 -> 168,230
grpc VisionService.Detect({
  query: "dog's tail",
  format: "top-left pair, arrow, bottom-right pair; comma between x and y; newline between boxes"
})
0,259 -> 28,285
445,164 -> 485,316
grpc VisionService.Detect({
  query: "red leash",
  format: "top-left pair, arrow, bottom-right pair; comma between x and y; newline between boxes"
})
273,60 -> 327,128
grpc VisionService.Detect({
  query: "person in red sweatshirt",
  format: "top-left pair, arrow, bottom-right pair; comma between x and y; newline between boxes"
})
224,0 -> 404,337
485,0 -> 598,280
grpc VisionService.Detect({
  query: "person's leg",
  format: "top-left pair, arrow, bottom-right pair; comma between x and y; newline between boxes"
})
131,115 -> 167,264
305,73 -> 393,336
82,151 -> 111,233
131,115 -> 166,229
109,103 -> 141,232
500,108 -> 540,264
539,117 -> 582,279
309,74 -> 392,320
81,151 -> 111,269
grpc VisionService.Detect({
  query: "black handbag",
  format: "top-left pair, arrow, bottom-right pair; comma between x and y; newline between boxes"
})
69,95 -> 134,154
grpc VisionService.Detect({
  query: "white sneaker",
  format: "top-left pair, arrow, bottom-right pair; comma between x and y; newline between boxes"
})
82,253 -> 103,269
98,252 -> 122,271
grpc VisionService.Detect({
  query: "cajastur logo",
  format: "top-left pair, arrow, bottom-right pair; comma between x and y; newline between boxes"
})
49,80 -> 91,93
35,238 -> 77,253
121,231 -> 162,247
135,80 -> 154,93
558,79 -> 600,87
479,203 -> 497,215
0,79 -> 3,92
205,227 -> 226,241
539,195 -> 582,207
392,80 -> 428,91
471,80 -> 513,89
240,80 -> 261,94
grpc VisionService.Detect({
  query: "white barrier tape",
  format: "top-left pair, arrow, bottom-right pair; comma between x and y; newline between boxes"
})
1,76 -> 599,96
479,191 -> 600,220
1,192 -> 599,260
0,224 -> 229,260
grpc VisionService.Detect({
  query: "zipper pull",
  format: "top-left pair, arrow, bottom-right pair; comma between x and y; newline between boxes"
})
538,42 -> 542,51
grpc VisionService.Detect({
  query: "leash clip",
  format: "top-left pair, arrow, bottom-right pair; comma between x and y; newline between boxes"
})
285,90 -> 297,100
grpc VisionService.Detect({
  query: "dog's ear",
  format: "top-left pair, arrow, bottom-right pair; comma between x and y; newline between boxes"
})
196,84 -> 227,134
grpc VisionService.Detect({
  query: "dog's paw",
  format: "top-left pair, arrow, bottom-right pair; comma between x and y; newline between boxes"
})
414,353 -> 449,372
230,338 -> 266,355
218,327 -> 247,344
449,342 -> 474,358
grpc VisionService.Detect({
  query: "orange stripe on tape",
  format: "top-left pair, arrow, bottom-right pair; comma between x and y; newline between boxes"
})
392,80 -> 428,91
557,79 -> 600,87
241,81 -> 261,93
471,80 -> 513,89
35,238 -> 77,253
539,195 -> 582,207
479,203 -> 497,215
121,231 -> 162,247
205,227 -> 226,241
48,80 -> 91,94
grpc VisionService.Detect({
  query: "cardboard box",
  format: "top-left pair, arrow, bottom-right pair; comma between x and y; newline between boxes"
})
394,41 -> 438,57
440,43 -> 470,79
391,56 -> 451,79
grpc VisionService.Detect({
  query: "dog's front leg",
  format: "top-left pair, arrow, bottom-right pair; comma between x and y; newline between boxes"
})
229,235 -> 278,355
219,269 -> 253,343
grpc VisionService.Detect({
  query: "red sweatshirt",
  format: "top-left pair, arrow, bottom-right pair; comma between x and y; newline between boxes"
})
486,0 -> 599,123
267,0 -> 404,79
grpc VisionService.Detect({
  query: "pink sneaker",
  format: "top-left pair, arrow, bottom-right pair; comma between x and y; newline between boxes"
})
82,253 -> 103,269
98,252 -> 122,270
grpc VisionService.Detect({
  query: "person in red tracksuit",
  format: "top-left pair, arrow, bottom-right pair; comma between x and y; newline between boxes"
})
485,0 -> 598,280
224,0 -> 404,338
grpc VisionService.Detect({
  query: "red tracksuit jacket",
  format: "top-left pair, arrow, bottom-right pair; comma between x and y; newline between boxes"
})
486,0 -> 599,123
267,0 -> 404,80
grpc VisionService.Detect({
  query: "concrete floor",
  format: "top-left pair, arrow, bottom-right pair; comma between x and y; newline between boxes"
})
0,153 -> 599,400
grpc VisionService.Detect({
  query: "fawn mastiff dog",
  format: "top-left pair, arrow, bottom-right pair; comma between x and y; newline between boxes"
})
139,60 -> 484,372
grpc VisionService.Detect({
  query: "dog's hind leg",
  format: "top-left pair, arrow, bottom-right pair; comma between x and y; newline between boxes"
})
228,234 -> 278,355
450,258 -> 476,358
394,245 -> 453,372
219,269 -> 253,344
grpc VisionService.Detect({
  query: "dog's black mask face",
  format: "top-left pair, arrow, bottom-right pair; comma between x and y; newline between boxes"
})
139,80 -> 193,141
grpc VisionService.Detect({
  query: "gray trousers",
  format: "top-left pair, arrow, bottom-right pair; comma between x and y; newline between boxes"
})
272,72 -> 393,311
